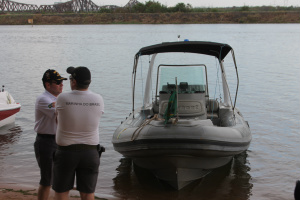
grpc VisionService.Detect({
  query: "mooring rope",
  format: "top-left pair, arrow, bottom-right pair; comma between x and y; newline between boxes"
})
131,114 -> 164,141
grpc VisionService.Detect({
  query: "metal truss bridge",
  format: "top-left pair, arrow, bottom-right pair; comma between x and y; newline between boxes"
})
0,0 -> 138,13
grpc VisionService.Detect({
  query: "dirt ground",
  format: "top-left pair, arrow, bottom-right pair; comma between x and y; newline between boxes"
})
0,184 -> 87,200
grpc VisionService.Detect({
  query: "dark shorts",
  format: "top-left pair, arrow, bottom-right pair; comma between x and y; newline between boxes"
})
34,134 -> 57,186
52,145 -> 100,193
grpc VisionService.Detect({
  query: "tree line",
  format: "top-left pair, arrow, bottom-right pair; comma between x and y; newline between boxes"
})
99,1 -> 300,13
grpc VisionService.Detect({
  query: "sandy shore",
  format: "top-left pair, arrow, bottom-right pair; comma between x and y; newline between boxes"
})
0,184 -> 54,200
0,183 -> 107,199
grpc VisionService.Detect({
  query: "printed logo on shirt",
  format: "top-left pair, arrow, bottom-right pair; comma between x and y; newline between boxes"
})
48,103 -> 54,108
66,102 -> 100,106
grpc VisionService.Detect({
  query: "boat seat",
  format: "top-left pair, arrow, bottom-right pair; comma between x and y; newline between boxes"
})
152,101 -> 159,114
179,82 -> 188,93
160,83 -> 176,93
160,84 -> 206,94
189,85 -> 206,93
159,93 -> 207,119
207,99 -> 219,119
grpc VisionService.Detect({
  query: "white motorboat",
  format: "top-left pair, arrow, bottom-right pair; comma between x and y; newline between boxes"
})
112,41 -> 251,190
0,86 -> 21,127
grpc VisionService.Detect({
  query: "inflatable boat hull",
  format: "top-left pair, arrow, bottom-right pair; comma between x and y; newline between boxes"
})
113,111 -> 251,189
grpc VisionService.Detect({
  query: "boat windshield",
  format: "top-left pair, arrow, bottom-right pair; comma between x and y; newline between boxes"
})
157,65 -> 207,95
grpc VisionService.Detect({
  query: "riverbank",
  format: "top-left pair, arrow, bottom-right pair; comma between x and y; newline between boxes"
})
0,184 -> 109,199
0,184 -> 49,200
0,11 -> 299,25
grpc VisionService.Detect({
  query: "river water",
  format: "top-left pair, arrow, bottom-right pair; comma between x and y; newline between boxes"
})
0,24 -> 299,200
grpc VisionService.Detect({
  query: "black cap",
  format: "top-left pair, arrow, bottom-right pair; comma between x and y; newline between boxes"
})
42,69 -> 67,82
67,66 -> 91,86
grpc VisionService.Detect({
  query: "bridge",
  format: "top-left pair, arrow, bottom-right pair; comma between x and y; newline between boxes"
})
0,0 -> 138,12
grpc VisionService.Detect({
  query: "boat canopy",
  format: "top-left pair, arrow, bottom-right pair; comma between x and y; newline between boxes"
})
131,41 -> 239,117
136,41 -> 232,61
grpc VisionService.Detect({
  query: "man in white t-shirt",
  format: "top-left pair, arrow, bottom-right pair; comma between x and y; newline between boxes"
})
53,66 -> 104,200
34,69 -> 67,200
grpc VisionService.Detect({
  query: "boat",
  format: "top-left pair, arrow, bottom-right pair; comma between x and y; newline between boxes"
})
0,86 -> 21,127
112,41 -> 251,190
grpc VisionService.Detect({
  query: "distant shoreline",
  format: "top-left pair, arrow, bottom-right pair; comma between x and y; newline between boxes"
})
0,11 -> 299,25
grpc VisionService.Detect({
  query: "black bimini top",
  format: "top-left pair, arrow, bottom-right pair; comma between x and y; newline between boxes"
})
136,41 -> 232,61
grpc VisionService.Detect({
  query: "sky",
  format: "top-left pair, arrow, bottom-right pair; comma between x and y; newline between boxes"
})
15,0 -> 300,7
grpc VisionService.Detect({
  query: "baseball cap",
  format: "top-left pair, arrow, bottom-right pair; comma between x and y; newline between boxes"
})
66,66 -> 91,86
42,69 -> 67,83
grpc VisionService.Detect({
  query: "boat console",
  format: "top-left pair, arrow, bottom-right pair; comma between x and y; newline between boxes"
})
159,92 -> 207,119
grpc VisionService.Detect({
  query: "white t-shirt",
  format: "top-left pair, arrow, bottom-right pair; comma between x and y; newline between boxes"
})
55,90 -> 104,146
34,90 -> 57,135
